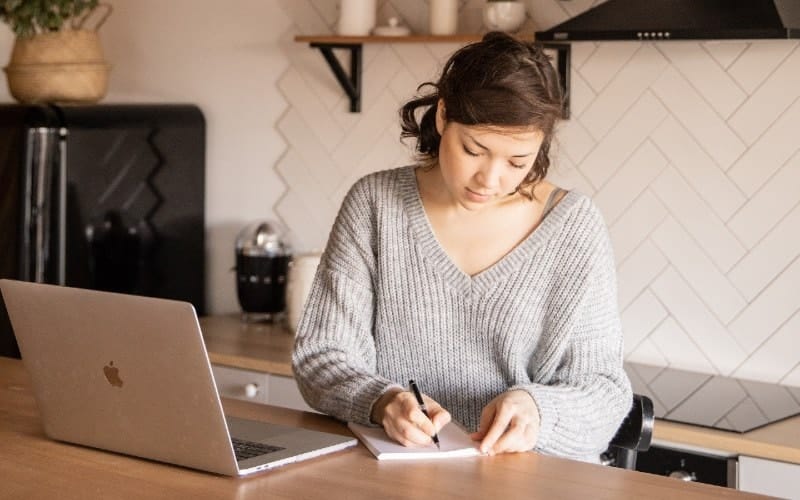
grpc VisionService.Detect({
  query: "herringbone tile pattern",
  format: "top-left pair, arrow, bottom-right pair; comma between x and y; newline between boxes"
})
277,1 -> 800,386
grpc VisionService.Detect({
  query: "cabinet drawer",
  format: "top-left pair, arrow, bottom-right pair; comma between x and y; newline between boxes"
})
738,455 -> 800,498
211,364 -> 270,405
268,374 -> 317,413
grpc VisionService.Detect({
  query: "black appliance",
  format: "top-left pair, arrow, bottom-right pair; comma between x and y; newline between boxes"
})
234,221 -> 291,322
626,362 -> 800,433
636,444 -> 738,488
536,0 -> 800,41
626,362 -> 800,489
0,104 -> 206,358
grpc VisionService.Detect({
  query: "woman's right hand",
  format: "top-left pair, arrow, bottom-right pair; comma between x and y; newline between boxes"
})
371,388 -> 451,447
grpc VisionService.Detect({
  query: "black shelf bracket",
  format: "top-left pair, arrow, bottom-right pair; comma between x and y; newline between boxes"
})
539,43 -> 571,119
309,42 -> 363,113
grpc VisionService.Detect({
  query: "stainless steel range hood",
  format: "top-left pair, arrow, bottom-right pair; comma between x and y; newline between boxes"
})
535,0 -> 800,41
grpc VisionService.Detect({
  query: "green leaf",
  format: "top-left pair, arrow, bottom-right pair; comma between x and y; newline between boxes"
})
1,0 -> 104,35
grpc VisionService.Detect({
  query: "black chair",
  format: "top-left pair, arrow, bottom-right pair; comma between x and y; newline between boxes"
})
601,393 -> 655,470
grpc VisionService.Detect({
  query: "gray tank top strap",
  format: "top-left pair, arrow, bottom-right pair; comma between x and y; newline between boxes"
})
541,187 -> 567,220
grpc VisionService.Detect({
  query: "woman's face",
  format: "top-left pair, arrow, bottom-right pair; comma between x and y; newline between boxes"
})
435,101 -> 545,211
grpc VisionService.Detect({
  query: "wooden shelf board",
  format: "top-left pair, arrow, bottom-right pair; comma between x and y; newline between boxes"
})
294,34 -> 487,44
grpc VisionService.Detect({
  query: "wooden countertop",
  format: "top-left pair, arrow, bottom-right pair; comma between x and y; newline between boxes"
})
0,357 -> 763,499
200,315 -> 800,465
654,417 -> 800,464
200,314 -> 294,377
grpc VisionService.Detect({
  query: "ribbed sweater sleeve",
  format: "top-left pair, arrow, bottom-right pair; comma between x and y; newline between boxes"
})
511,216 -> 632,460
292,176 -> 401,424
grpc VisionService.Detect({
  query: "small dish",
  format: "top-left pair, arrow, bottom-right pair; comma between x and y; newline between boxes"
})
373,17 -> 411,36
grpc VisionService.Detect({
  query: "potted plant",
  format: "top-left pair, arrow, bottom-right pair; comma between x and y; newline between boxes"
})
0,0 -> 112,103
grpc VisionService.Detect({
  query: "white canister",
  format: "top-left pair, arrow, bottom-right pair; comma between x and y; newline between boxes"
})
337,0 -> 377,36
285,252 -> 323,333
429,0 -> 459,35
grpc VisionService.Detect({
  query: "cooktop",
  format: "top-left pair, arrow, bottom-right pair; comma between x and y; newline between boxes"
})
624,362 -> 800,433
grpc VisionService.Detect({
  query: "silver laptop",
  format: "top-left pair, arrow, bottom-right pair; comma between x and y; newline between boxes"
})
0,279 -> 356,476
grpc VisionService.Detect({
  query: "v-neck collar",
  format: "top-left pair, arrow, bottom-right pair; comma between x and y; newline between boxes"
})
399,166 -> 581,296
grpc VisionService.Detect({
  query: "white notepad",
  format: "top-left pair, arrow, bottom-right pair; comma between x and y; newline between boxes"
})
348,421 -> 484,460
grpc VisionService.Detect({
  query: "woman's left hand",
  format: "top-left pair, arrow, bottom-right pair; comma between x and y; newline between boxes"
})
470,390 -> 541,455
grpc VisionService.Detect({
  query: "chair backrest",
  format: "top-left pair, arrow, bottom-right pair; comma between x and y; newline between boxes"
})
603,394 -> 654,470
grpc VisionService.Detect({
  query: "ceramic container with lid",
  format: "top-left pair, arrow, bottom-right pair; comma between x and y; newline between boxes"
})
285,252 -> 323,333
337,0 -> 377,36
429,0 -> 459,35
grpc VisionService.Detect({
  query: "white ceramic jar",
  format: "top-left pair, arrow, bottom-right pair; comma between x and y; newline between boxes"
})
429,0 -> 459,35
285,252 -> 322,333
483,0 -> 527,33
337,0 -> 377,36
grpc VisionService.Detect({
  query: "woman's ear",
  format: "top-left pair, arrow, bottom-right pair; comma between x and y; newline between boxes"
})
435,99 -> 445,135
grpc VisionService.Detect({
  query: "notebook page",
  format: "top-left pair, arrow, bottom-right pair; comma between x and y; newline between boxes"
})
348,421 -> 483,460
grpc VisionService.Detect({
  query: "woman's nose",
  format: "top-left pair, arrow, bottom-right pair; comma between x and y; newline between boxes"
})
475,160 -> 503,188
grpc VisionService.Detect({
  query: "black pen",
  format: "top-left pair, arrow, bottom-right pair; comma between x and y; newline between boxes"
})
409,379 -> 440,450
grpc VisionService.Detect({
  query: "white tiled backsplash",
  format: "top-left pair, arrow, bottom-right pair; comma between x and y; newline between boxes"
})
276,1 -> 800,385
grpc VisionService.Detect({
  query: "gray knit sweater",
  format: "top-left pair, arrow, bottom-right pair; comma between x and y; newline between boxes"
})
292,166 -> 632,462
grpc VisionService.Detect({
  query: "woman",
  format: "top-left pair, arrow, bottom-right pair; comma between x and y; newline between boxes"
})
292,31 -> 631,462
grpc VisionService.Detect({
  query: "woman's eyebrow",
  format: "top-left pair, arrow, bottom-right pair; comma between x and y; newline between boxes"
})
465,133 -> 534,157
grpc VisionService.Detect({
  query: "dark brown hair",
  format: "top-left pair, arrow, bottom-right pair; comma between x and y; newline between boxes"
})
400,31 -> 564,198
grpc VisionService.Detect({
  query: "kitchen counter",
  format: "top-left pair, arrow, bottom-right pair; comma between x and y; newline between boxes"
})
654,417 -> 800,464
201,314 -> 294,377
200,315 -> 800,465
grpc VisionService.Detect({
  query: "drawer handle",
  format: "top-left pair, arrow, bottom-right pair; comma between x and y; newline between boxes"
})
244,383 -> 260,398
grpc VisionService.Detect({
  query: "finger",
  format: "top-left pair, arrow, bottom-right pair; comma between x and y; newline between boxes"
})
430,407 -> 451,432
402,397 -> 440,444
383,415 -> 439,447
381,393 -> 438,447
410,395 -> 447,436
491,419 -> 527,454
398,419 -> 441,447
406,405 -> 437,437
421,395 -> 448,424
472,403 -> 498,442
480,406 -> 513,454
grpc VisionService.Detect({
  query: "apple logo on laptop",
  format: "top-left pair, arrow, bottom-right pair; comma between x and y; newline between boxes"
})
103,361 -> 124,388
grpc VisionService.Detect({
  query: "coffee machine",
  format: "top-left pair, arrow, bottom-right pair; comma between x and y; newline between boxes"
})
234,221 -> 291,322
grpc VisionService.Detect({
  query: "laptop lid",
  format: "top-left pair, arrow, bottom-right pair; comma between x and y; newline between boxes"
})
0,279 -> 356,476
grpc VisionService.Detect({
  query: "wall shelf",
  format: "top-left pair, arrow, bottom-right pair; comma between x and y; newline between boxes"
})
294,35 -> 571,117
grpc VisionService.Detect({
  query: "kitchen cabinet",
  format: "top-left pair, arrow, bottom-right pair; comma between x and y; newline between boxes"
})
738,455 -> 800,499
211,363 -> 316,413
268,373 -> 316,413
200,315 -> 316,413
211,364 -> 270,405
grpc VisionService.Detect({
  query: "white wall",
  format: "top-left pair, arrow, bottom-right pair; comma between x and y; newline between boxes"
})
1,1 -> 798,387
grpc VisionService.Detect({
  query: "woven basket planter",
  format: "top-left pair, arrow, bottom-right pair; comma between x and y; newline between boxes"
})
4,29 -> 110,104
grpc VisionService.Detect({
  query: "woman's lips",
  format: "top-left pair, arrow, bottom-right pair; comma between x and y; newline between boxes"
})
465,187 -> 492,202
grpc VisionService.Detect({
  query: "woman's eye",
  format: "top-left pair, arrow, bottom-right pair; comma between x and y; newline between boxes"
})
510,163 -> 526,169
463,146 -> 479,157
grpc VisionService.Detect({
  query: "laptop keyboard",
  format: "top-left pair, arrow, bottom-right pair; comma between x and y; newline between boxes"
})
231,437 -> 285,461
